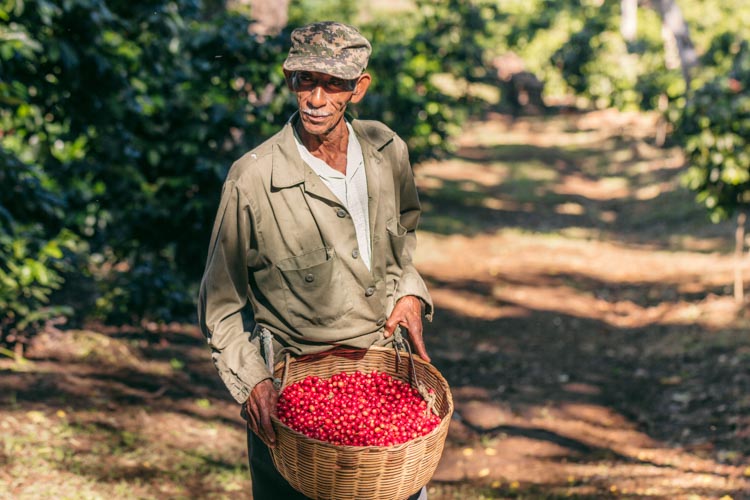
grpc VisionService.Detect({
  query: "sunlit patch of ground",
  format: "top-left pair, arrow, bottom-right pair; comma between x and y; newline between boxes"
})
0,406 -> 249,498
0,328 -> 251,499
3,109 -> 750,499
418,227 -> 750,498
414,110 -> 750,499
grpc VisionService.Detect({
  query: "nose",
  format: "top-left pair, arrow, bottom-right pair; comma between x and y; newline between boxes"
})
309,85 -> 326,107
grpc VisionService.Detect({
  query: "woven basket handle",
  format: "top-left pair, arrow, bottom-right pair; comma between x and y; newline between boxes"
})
392,328 -> 419,385
393,329 -> 439,417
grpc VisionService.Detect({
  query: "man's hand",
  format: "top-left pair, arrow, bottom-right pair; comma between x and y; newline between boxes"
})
384,295 -> 430,362
245,378 -> 279,448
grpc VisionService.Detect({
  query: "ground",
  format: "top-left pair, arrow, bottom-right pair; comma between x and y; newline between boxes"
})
2,110 -> 750,499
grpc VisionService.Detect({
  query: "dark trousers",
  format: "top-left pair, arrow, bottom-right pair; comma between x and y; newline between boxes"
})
247,430 -> 426,500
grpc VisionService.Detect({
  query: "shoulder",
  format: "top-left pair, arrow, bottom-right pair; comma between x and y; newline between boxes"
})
353,118 -> 396,136
351,119 -> 404,150
226,129 -> 285,183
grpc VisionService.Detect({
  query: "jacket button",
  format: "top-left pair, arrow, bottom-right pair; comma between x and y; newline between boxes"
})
336,208 -> 347,218
352,249 -> 360,259
365,287 -> 375,297
304,273 -> 315,283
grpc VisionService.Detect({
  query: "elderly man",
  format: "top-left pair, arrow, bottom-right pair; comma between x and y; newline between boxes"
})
198,21 -> 433,498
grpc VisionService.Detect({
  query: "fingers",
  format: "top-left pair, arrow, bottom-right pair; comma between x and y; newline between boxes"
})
408,328 -> 430,363
248,399 -> 276,447
245,398 -> 261,436
259,396 -> 277,448
385,296 -> 431,363
385,296 -> 420,338
383,315 -> 398,337
246,380 -> 279,448
402,308 -> 430,362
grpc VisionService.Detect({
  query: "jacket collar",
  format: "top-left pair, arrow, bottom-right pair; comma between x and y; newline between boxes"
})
351,118 -> 396,152
270,113 -> 394,191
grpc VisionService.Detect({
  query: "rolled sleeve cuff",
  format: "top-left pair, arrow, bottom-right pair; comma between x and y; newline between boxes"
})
212,351 -> 273,404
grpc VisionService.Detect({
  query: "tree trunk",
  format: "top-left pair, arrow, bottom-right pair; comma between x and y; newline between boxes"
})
653,0 -> 698,89
735,211 -> 746,305
621,0 -> 638,42
655,92 -> 669,146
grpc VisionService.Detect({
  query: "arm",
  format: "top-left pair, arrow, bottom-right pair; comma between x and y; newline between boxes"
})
384,139 -> 434,361
198,179 -> 277,443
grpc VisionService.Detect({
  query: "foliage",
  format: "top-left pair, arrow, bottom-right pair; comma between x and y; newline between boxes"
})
357,19 -> 460,158
677,39 -> 750,223
358,0 -> 507,153
0,0 -> 475,340
549,3 -> 679,109
0,152 -> 77,344
1,0 -> 290,331
288,0 -> 358,26
5,0 -> 747,341
411,0 -> 502,85
471,0 -> 746,111
489,0 -> 682,109
679,2 -> 750,83
288,0 -> 487,158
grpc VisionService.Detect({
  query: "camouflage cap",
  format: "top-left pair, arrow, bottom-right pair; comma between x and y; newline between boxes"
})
283,21 -> 372,80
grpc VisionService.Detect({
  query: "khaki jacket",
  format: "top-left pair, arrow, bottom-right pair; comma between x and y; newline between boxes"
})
198,117 -> 433,404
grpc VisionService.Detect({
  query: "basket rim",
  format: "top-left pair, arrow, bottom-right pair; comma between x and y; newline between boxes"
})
270,346 -> 454,451
273,345 -> 450,382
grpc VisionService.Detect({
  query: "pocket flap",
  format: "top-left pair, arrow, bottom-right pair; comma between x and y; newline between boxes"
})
276,247 -> 330,271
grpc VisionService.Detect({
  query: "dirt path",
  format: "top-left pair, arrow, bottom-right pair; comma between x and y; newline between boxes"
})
416,110 -> 750,499
1,110 -> 749,499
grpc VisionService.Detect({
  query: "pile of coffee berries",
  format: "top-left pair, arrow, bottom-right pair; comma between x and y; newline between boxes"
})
276,370 -> 441,447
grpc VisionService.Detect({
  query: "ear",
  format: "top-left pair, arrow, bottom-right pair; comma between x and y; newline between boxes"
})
350,73 -> 371,104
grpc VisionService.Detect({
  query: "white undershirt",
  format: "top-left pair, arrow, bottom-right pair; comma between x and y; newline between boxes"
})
294,122 -> 372,271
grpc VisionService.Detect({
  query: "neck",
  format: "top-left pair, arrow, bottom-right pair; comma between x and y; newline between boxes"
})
296,118 -> 349,173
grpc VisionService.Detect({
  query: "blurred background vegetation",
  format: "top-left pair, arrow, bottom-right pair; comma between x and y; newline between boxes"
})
1,0 -> 748,353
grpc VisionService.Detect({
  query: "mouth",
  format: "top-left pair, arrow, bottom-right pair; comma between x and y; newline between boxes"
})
302,110 -> 331,122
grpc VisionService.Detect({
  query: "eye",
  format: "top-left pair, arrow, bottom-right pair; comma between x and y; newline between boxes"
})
328,78 -> 357,92
298,72 -> 315,83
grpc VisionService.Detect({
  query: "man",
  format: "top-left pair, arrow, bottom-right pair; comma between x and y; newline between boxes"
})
198,21 -> 433,499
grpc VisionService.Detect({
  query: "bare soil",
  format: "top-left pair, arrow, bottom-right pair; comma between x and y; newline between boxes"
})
2,109 -> 749,499
418,110 -> 750,500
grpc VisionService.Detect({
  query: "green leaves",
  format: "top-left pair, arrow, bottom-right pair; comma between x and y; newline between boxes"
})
676,40 -> 750,222
0,225 -> 75,335
0,0 -> 502,339
1,0 -> 290,335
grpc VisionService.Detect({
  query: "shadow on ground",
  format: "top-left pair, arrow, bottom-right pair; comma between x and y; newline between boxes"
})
2,110 -> 749,499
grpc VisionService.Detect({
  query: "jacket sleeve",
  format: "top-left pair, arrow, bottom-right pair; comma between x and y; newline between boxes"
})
393,138 -> 434,321
197,178 -> 271,404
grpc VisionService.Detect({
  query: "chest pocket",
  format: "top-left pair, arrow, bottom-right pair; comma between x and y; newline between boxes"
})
276,247 -> 353,327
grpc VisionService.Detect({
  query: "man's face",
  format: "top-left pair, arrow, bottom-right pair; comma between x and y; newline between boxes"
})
288,70 -> 370,137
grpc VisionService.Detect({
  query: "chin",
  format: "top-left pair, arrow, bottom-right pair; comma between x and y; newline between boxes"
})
300,120 -> 334,137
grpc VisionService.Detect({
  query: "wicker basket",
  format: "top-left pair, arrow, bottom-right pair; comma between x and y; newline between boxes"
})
269,346 -> 453,500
